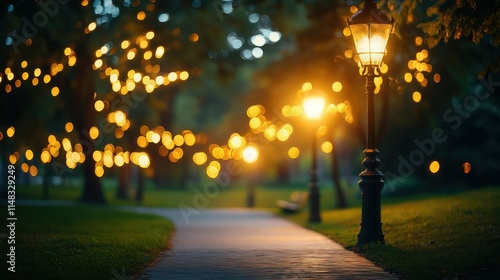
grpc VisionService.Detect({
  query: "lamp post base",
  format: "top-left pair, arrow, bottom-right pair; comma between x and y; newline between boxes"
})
308,183 -> 321,223
357,148 -> 384,246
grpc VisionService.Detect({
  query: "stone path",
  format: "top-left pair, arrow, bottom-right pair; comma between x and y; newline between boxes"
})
123,207 -> 398,280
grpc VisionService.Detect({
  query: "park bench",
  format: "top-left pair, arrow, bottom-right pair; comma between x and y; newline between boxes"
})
276,191 -> 308,214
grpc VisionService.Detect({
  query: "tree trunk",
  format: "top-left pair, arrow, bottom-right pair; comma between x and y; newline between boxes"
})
42,166 -> 51,200
72,45 -> 106,204
331,139 -> 347,209
135,168 -> 145,204
116,164 -> 130,200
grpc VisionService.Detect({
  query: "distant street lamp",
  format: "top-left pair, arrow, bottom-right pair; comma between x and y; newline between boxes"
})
303,90 -> 326,223
243,144 -> 259,207
347,0 -> 394,245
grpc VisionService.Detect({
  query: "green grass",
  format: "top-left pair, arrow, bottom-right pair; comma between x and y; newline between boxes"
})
15,183 -> 358,209
284,187 -> 500,280
0,206 -> 173,280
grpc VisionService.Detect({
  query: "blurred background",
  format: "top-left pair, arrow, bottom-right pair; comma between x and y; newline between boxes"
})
1,0 -> 499,208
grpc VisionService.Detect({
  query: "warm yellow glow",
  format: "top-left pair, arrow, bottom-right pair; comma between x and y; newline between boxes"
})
137,11 -> 146,20
321,141 -> 333,153
212,146 -> 223,159
429,161 -> 440,173
48,135 -> 56,145
380,63 -> 389,73
100,45 -> 109,54
172,147 -> 184,160
94,100 -> 105,111
343,27 -> 351,37
65,122 -> 74,133
40,150 -> 51,163
22,72 -> 29,80
29,166 -> 38,177
114,155 -> 125,167
276,129 -> 290,142
288,147 -> 299,159
89,126 -> 99,140
7,126 -> 15,138
193,152 -> 208,165
415,36 -> 423,46
404,73 -> 413,83
133,72 -> 142,83
303,95 -> 325,120
249,117 -> 262,130
88,22 -> 97,31
34,68 -> 41,77
349,23 -> 392,66
94,59 -> 103,68
345,49 -> 353,58
43,74 -> 51,83
51,86 -> 60,96
25,149 -> 34,160
290,106 -> 302,117
189,33 -> 199,42
21,60 -> 28,68
264,126 -> 277,141
412,91 -> 422,103
206,165 -> 219,179
121,40 -> 130,49
332,81 -> 342,92
168,72 -> 177,82
179,71 -> 189,80
9,154 -> 17,164
143,50 -> 153,60
93,151 -> 103,162
242,145 -> 259,163
416,72 -> 424,83
138,153 -> 150,168
173,135 -> 184,146
462,162 -> 471,174
247,105 -> 262,118
228,133 -> 245,149
95,166 -> 104,177
146,133 -> 158,144
301,82 -> 313,92
137,136 -> 148,148
184,133 -> 196,146
114,111 -> 126,126
127,49 -> 136,60
345,114 -> 354,124
155,46 -> 165,58
68,56 -> 76,66
139,39 -> 149,49
146,31 -> 155,40
433,74 -> 441,83
62,138 -> 72,152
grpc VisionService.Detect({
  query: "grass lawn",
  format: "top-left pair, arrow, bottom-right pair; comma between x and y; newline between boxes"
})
284,187 -> 500,280
0,206 -> 173,280
15,183 -> 357,209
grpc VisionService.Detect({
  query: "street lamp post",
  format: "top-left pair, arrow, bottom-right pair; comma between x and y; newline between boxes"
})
243,145 -> 259,208
347,0 -> 394,245
303,90 -> 326,223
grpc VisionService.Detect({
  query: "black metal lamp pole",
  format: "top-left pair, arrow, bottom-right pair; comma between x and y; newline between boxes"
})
309,127 -> 321,223
347,0 -> 394,245
358,65 -> 384,244
303,90 -> 325,223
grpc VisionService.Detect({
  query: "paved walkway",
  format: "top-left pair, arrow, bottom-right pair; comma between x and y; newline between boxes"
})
123,207 -> 397,280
